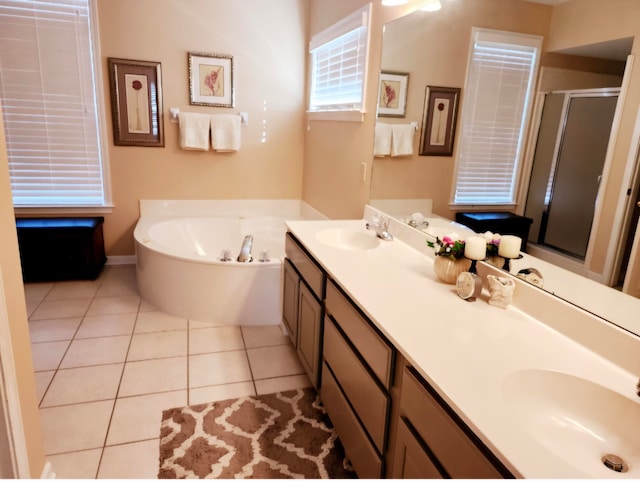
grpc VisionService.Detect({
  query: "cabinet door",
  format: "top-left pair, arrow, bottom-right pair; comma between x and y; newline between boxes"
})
392,418 -> 443,479
297,281 -> 322,388
282,259 -> 299,346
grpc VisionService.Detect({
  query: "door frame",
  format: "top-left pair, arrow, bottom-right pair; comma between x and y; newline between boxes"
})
0,266 -> 29,477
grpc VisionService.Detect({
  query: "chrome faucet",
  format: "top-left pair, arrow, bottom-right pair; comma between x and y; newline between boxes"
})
366,215 -> 393,241
408,219 -> 429,229
237,235 -> 254,262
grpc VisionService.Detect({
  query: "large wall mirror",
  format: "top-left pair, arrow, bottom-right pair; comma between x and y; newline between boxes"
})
370,0 -> 640,338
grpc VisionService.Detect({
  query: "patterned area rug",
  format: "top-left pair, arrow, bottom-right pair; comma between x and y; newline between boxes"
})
158,387 -> 356,479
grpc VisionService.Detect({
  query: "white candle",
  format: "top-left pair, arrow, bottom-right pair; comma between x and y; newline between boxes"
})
498,235 -> 522,258
464,235 -> 486,261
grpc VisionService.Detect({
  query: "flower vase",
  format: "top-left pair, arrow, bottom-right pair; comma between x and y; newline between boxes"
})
486,255 -> 504,270
433,256 -> 472,284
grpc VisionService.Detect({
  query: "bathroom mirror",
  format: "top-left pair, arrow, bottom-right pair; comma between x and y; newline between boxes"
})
370,0 -> 640,337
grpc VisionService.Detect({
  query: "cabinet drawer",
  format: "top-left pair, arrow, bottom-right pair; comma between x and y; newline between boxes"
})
400,367 -> 506,479
323,317 -> 388,452
320,362 -> 383,479
285,233 -> 324,299
325,279 -> 394,388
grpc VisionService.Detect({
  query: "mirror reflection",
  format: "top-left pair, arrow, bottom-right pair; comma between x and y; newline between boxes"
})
370,0 -> 640,337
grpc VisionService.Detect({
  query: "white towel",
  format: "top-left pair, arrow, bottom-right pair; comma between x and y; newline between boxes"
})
374,123 -> 392,157
391,124 -> 415,157
210,114 -> 241,152
178,112 -> 210,151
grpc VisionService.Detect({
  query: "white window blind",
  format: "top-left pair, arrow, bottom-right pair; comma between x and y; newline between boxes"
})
453,28 -> 542,205
0,0 -> 107,207
308,3 -> 371,112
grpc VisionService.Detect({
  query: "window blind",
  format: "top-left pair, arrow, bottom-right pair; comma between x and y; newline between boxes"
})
453,28 -> 542,205
0,0 -> 106,207
308,4 -> 370,112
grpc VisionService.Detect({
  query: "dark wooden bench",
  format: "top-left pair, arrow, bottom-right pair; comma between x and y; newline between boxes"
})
15,217 -> 107,282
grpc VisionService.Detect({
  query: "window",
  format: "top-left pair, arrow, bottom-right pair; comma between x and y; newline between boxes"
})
308,3 -> 371,117
0,0 -> 110,209
452,28 -> 542,206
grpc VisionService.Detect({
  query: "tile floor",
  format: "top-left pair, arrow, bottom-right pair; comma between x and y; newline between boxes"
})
25,265 -> 310,479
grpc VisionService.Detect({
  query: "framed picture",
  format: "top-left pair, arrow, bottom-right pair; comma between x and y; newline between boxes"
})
420,86 -> 460,156
378,71 -> 409,117
188,52 -> 234,107
108,58 -> 164,147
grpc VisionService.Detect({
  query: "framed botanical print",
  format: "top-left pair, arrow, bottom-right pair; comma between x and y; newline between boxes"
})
188,52 -> 234,107
420,85 -> 460,156
108,58 -> 164,147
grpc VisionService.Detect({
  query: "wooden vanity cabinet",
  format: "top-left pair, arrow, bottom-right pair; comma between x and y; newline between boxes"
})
283,233 -> 325,388
392,365 -> 513,479
321,278 -> 396,479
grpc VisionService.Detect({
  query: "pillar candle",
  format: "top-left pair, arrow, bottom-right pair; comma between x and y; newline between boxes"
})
464,235 -> 487,260
498,235 -> 522,258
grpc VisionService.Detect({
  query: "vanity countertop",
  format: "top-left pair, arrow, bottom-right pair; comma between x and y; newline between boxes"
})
285,218 -> 639,479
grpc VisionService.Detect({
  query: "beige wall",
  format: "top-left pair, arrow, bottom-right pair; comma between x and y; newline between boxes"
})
98,0 -> 309,255
0,107 -> 45,476
369,0 -> 552,218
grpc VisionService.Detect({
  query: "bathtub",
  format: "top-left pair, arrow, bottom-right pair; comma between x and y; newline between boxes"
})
134,200 -> 324,325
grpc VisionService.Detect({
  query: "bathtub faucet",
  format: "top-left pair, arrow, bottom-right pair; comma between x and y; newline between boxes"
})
237,235 -> 254,262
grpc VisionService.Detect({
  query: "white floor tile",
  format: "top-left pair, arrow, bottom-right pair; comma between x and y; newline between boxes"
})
41,364 -> 124,407
47,448 -> 102,479
127,330 -> 187,361
189,381 -> 256,405
60,336 -> 130,369
40,400 -> 114,455
98,439 -> 160,479
139,300 -> 157,312
107,390 -> 186,445
23,282 -> 53,302
189,350 -> 252,388
31,340 -> 70,372
241,324 -> 289,348
25,298 -> 40,318
28,317 -> 82,343
119,356 -> 187,397
255,374 -> 312,395
34,370 -> 55,405
86,295 -> 140,317
75,312 -> 137,339
247,344 -> 305,380
44,280 -> 100,300
189,325 -> 245,355
30,299 -> 91,321
135,310 -> 188,333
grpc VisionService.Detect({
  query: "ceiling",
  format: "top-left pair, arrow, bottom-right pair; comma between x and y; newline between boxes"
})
525,0 -> 633,61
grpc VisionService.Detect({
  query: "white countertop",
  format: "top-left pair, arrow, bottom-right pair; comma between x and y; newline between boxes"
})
285,218 -> 639,479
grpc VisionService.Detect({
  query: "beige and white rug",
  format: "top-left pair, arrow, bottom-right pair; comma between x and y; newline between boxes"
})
158,387 -> 356,479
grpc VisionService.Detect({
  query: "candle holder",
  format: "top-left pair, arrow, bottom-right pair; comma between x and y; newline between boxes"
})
501,254 -> 523,272
468,257 -> 479,274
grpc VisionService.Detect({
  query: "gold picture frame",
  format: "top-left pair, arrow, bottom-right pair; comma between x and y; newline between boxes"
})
108,58 -> 164,147
378,71 -> 409,118
188,52 -> 234,107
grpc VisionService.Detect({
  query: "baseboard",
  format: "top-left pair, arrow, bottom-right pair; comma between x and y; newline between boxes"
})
40,461 -> 55,479
106,255 -> 136,266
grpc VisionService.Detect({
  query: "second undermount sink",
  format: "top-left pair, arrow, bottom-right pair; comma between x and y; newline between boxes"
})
502,368 -> 640,477
315,228 -> 380,250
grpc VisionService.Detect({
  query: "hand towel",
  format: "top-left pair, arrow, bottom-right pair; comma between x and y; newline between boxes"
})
374,123 -> 392,157
178,112 -> 210,151
391,124 -> 415,157
210,114 -> 241,152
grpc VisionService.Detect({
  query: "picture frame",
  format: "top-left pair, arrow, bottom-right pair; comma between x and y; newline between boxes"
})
420,86 -> 460,156
188,52 -> 234,107
378,71 -> 409,117
108,58 -> 164,147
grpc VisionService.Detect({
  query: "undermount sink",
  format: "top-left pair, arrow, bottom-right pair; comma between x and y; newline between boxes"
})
502,368 -> 640,477
315,228 -> 380,250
